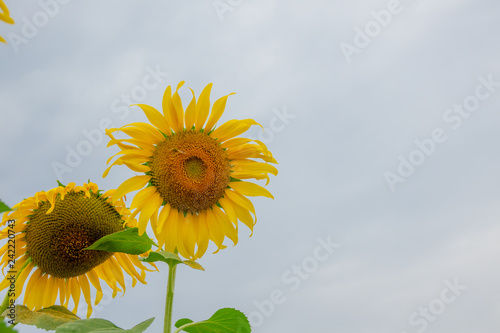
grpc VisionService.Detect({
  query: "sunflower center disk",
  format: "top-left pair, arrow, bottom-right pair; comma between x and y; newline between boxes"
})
26,192 -> 123,278
150,130 -> 231,213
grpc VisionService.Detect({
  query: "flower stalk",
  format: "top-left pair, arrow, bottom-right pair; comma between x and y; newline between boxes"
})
164,262 -> 178,333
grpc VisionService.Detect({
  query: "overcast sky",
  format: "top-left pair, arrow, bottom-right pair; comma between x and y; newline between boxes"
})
1,0 -> 500,332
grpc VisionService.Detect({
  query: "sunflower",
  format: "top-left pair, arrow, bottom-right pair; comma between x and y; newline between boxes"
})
0,182 -> 154,317
104,82 -> 278,260
0,1 -> 15,44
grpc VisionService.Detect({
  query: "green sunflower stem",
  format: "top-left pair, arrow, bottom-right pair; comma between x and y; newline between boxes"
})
0,290 -> 10,316
164,261 -> 178,333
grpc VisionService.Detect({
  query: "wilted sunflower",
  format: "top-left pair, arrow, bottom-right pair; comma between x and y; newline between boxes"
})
104,82 -> 278,260
0,182 -> 154,317
0,1 -> 15,44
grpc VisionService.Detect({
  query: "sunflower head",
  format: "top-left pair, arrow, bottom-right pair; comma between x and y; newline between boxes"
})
0,182 -> 153,317
105,82 -> 278,260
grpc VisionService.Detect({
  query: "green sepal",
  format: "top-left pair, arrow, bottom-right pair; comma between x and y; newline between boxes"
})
55,317 -> 154,333
57,180 -> 66,187
0,199 -> 12,214
174,308 -> 250,333
1,305 -> 80,331
85,228 -> 157,255
140,251 -> 205,271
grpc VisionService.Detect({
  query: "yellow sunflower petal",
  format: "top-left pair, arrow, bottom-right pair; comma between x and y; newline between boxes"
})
129,186 -> 158,211
113,175 -> 151,202
195,212 -> 209,259
161,85 -> 176,130
219,196 -> 238,225
230,173 -> 271,185
120,123 -> 164,144
212,206 -> 238,245
78,275 -> 93,317
209,119 -> 237,139
114,253 -> 145,285
122,160 -> 151,173
12,262 -> 34,301
232,159 -> 278,177
107,257 -> 126,292
23,269 -> 42,309
206,209 -> 226,251
157,204 -> 171,236
224,189 -> 256,215
69,277 -> 81,313
229,181 -> 274,199
162,83 -> 185,132
138,193 -> 163,235
184,88 -> 197,130
96,264 -> 121,293
163,209 -> 180,253
0,2 -> 14,25
175,218 -> 190,259
107,137 -> 155,152
42,275 -> 57,308
221,137 -> 254,149
87,269 -> 103,305
106,148 -> 151,165
58,278 -> 66,306
195,83 -> 213,131
33,274 -> 48,310
211,119 -> 262,142
171,82 -> 185,130
149,206 -> 158,235
133,104 -> 172,135
204,92 -> 236,132
232,199 -> 255,233
181,213 -> 196,258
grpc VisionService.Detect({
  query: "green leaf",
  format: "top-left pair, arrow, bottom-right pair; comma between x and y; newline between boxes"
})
0,199 -> 12,214
174,308 -> 251,333
140,250 -> 183,266
55,318 -> 120,332
125,317 -> 155,333
0,320 -> 18,332
85,228 -> 157,255
174,319 -> 193,328
182,260 -> 205,271
56,317 -> 154,333
140,251 -> 205,271
1,305 -> 80,331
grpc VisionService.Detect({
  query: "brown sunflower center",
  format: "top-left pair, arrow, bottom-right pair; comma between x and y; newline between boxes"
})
26,192 -> 123,278
150,130 -> 231,213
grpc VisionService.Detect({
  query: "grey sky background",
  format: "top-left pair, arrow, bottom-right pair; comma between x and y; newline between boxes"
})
1,0 -> 500,332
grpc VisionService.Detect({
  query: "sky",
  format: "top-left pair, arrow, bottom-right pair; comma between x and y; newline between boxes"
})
1,0 -> 500,332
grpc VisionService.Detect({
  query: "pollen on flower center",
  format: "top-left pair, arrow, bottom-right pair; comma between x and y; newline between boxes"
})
185,157 -> 206,180
150,130 -> 231,214
26,192 -> 123,279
